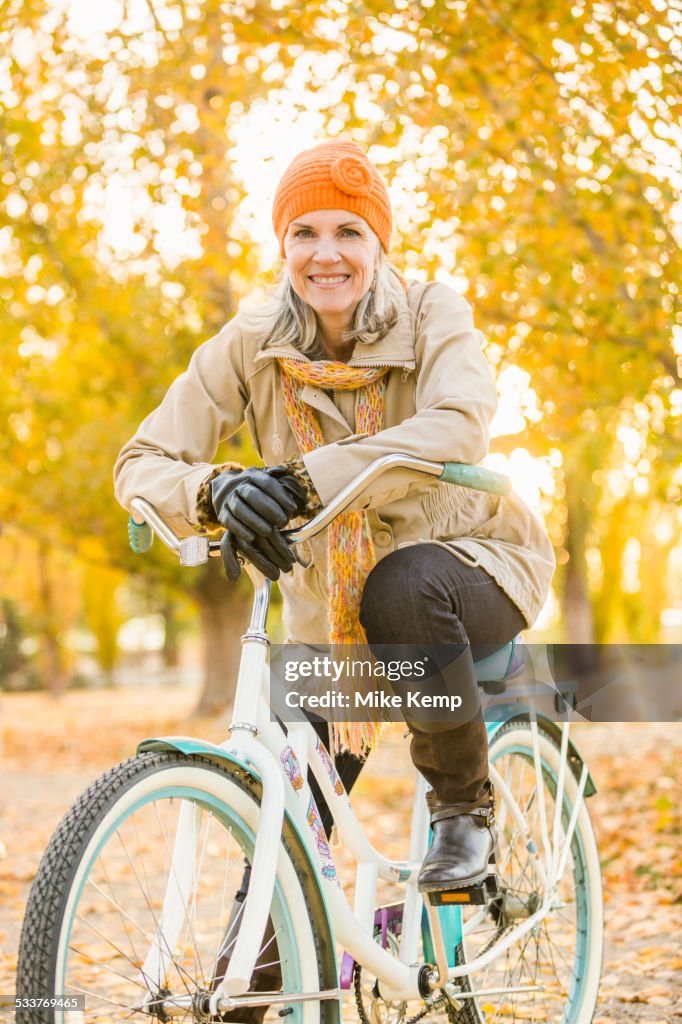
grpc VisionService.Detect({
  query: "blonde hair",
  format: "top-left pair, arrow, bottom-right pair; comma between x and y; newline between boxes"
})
242,243 -> 405,356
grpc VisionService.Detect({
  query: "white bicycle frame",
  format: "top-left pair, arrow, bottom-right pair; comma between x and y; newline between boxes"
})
130,455 -> 590,1014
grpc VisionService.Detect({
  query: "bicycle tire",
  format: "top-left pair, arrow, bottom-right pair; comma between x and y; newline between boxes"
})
16,751 -> 339,1024
454,718 -> 603,1024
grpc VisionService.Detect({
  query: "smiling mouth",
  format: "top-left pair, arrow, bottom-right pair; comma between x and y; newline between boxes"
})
308,275 -> 350,286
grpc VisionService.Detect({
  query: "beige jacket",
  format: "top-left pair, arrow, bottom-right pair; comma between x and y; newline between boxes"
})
114,279 -> 555,642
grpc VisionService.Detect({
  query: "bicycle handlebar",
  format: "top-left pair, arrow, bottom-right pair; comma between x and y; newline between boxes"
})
128,456 -> 511,567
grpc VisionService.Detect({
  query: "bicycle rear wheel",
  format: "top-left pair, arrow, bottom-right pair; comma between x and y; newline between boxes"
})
455,719 -> 603,1024
16,752 -> 338,1023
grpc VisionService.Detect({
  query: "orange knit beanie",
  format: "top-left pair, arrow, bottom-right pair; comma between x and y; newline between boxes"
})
272,140 -> 392,257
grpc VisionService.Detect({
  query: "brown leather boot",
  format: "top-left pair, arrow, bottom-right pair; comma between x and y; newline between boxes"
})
418,783 -> 496,894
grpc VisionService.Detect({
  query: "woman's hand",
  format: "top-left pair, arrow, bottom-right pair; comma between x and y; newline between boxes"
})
210,466 -> 308,581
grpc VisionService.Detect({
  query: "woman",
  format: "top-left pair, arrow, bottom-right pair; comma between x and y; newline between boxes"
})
114,139 -> 555,897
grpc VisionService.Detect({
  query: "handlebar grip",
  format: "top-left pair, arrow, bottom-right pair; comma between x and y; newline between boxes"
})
440,462 -> 512,496
128,516 -> 154,554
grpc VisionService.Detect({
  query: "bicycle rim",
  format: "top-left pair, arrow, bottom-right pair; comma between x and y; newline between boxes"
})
16,752 -> 338,1024
456,720 -> 603,1024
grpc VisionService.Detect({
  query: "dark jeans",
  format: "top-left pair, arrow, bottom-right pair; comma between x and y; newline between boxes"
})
310,544 -> 527,827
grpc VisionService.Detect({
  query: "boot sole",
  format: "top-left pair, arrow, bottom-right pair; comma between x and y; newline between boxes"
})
422,873 -> 500,906
418,852 -> 498,897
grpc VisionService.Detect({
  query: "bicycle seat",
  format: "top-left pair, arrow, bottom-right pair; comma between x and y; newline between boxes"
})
474,637 -> 526,694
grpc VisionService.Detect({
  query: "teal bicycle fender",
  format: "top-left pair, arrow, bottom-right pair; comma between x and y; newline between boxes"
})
136,734 -> 341,1001
137,735 -> 255,775
485,708 -> 597,797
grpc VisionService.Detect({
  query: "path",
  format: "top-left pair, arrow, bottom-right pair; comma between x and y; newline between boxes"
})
1,689 -> 680,1021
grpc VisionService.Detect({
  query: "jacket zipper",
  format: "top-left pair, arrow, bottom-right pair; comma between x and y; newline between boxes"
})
257,351 -> 413,370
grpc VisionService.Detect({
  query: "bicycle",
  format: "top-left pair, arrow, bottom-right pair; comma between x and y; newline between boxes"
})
16,455 -> 604,1023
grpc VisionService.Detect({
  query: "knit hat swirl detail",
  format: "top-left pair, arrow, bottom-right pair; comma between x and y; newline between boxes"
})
272,140 -> 392,257
330,154 -> 372,195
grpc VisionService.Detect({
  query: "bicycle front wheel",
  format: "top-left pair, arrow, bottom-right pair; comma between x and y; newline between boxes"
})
16,752 -> 338,1024
457,718 -> 603,1024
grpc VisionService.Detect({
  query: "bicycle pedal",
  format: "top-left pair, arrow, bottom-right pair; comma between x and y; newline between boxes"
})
426,873 -> 499,907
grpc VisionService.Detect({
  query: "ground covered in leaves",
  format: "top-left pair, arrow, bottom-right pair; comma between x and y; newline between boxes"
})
1,687 -> 681,1021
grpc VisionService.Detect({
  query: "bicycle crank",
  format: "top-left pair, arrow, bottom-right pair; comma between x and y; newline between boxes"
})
354,962 -> 470,1024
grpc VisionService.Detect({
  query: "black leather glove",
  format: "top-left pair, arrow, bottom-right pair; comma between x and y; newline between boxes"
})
210,466 -> 308,581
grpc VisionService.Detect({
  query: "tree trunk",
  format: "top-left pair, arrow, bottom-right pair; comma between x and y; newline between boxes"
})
161,599 -> 181,669
43,631 -> 67,696
37,543 -> 67,696
560,472 -> 601,679
193,563 -> 251,716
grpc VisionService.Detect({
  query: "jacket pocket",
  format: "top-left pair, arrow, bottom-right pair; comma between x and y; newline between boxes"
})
444,542 -> 482,567
420,483 -> 502,541
469,492 -> 504,536
420,482 -> 477,526
292,538 -> 313,568
336,431 -> 369,446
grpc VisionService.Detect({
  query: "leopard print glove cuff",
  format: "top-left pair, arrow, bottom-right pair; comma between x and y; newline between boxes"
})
279,456 -> 324,517
195,462 -> 244,533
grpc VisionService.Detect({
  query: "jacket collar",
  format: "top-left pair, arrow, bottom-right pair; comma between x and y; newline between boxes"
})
252,280 -> 417,371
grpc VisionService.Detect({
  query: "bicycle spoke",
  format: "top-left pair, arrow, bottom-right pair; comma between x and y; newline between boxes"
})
541,918 -> 574,978
115,819 -> 198,998
214,899 -> 247,965
95,851 -> 143,980
530,923 -> 541,1022
255,924 -> 282,961
173,803 -> 213,989
252,956 -> 287,971
191,808 -> 215,974
152,799 -> 208,989
170,800 -> 205,991
123,816 -> 199,1014
72,915 -> 155,992
84,846 -> 199,997
64,982 -> 151,1013
67,941 -> 149,993
211,822 -> 239,980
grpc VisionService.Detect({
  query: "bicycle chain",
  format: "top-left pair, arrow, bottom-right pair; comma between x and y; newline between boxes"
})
353,961 -> 374,1024
351,888 -> 515,1024
352,962 -> 456,1024
405,993 -> 452,1024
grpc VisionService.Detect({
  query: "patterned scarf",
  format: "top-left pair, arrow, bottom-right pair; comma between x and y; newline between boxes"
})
277,357 -> 390,756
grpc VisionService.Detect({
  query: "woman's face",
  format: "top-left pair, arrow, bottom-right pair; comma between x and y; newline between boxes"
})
283,209 -> 379,326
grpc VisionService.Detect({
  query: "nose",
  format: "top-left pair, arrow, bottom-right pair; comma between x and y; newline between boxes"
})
313,237 -> 340,263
